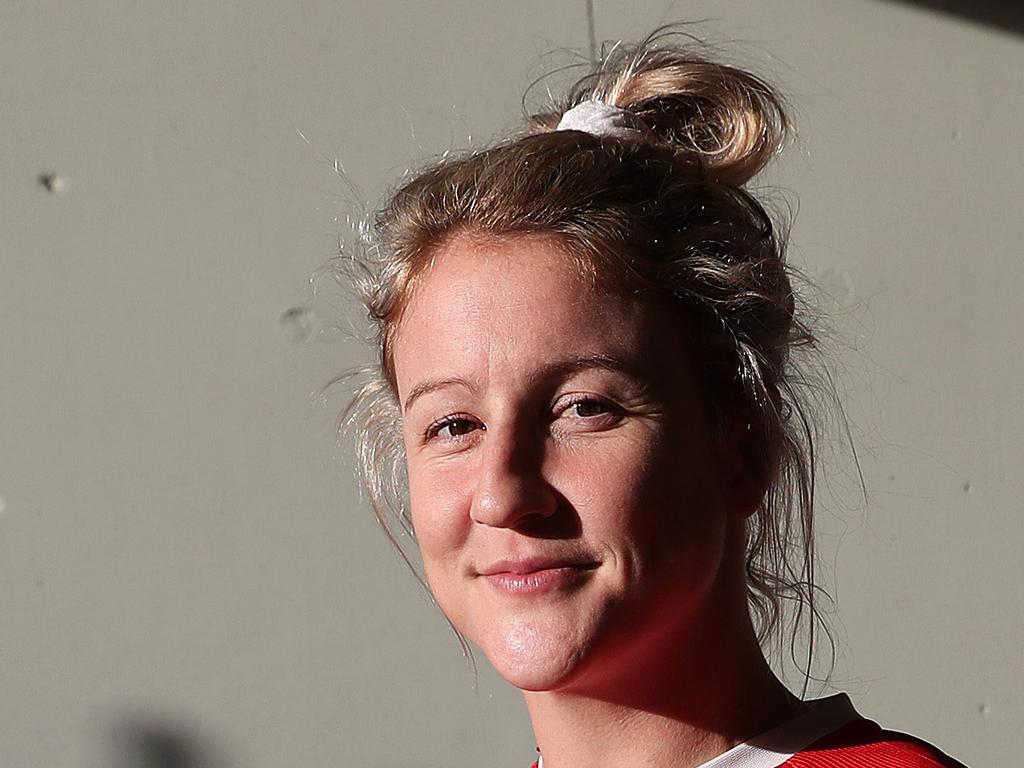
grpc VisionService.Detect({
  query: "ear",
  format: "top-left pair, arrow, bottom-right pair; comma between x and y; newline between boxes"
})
716,406 -> 775,522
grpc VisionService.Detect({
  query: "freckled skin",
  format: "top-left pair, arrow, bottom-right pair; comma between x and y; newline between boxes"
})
392,231 -> 735,695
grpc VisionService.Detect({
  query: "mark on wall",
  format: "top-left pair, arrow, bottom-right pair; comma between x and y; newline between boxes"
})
280,305 -> 316,342
38,173 -> 68,195
884,0 -> 1024,37
817,266 -> 856,309
111,719 -> 224,768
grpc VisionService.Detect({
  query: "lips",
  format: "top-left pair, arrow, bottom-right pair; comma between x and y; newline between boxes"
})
478,557 -> 598,595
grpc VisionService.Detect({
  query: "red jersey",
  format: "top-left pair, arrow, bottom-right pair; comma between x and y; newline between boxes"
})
781,718 -> 966,767
530,694 -> 967,767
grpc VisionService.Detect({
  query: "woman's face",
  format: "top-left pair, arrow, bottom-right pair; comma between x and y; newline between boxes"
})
391,231 -> 736,693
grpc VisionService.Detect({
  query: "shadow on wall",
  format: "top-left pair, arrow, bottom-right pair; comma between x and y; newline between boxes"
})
884,0 -> 1024,35
111,720 -> 224,768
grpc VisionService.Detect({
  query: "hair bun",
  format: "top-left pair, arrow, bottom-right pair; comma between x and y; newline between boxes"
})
533,34 -> 788,187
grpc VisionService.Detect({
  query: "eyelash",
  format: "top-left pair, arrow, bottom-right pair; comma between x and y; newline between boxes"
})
560,395 -> 616,419
425,413 -> 481,441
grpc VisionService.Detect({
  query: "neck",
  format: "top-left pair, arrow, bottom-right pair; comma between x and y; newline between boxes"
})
524,543 -> 797,768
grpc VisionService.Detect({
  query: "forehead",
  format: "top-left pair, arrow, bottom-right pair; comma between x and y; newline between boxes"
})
399,231 -> 646,335
391,231 -> 681,397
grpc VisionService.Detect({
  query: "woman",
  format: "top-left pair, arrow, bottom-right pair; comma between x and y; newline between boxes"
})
341,32 -> 967,768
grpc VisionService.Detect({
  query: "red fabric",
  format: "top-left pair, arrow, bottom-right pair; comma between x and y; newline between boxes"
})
528,719 -> 968,767
782,719 -> 967,767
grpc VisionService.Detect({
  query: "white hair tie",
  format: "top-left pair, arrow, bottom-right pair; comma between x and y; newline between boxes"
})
555,100 -> 655,142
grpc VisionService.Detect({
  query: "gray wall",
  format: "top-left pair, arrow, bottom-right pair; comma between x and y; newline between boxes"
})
2,2 -> 1020,766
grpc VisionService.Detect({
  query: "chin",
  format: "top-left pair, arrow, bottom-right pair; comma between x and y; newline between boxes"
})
485,646 -> 587,693
474,612 -> 598,692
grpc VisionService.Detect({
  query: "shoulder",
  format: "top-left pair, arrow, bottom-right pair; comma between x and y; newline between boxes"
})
785,718 -> 968,767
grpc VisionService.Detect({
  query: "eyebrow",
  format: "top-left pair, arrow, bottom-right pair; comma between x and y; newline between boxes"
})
531,354 -> 645,385
401,354 -> 645,414
403,377 -> 475,414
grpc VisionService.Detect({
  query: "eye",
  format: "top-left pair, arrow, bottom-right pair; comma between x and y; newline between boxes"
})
567,398 -> 613,418
556,396 -> 622,429
425,414 -> 483,441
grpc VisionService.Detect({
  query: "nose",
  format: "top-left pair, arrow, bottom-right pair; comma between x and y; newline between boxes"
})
470,426 -> 557,528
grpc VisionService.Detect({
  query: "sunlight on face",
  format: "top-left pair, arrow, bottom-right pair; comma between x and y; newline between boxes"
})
391,231 -> 733,693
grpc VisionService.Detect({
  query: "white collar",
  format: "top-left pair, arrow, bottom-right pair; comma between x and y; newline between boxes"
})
536,693 -> 860,768
695,694 -> 859,768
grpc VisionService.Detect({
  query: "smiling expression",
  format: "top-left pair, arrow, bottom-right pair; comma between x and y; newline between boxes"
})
391,230 -> 735,693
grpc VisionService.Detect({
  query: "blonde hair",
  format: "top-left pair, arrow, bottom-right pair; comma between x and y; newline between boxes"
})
337,30 -> 833,680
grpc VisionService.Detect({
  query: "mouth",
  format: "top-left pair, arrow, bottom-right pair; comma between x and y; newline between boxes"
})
477,557 -> 599,595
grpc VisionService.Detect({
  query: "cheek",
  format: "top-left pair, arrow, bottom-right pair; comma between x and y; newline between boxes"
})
548,432 -> 657,550
407,457 -> 475,571
555,428 -> 725,577
407,458 -> 486,638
